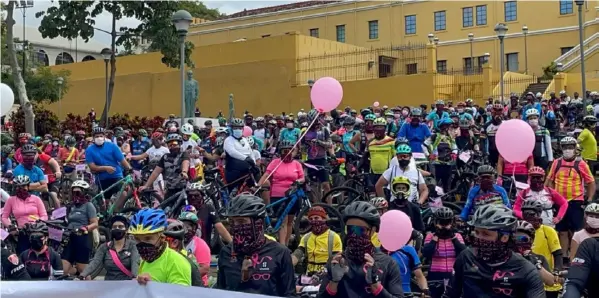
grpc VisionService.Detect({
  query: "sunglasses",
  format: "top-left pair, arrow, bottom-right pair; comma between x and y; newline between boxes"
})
397,154 -> 411,160
514,235 -> 532,243
347,225 -> 369,237
72,191 -> 83,196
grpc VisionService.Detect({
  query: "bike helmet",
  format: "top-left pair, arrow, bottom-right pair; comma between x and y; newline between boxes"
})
226,194 -> 266,218
180,123 -> 193,136
18,132 -> 29,139
395,144 -> 412,154
492,104 -> 503,111
439,118 -> 453,127
560,136 -> 577,146
373,118 -> 386,126
255,117 -> 264,122
343,117 -> 356,126
71,180 -> 90,190
279,139 -> 294,150
364,114 -> 376,121
384,111 -> 394,117
396,137 -> 409,145
27,222 -> 48,235
515,220 -> 535,237
65,136 -> 76,146
457,102 -> 465,107
525,109 -> 540,119
528,166 -> 545,177
343,201 -> 380,229
477,164 -> 496,176
370,197 -> 389,209
585,203 -> 599,214
166,133 -> 182,143
109,214 -> 130,228
215,127 -> 228,134
300,122 -> 309,129
129,208 -> 168,235
187,182 -> 203,191
433,207 -> 454,220
305,109 -> 319,122
449,112 -> 459,118
178,211 -> 199,225
14,175 -> 31,186
583,115 -> 598,123
411,108 -> 423,116
285,116 -> 295,123
138,129 -> 148,137
230,118 -> 244,127
21,144 -> 37,154
458,119 -> 471,128
164,219 -> 186,239
391,176 -> 411,198
468,204 -> 517,231
92,127 -> 105,135
435,99 -> 445,106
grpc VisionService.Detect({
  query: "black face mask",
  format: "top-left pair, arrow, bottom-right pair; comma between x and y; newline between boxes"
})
169,147 -> 180,156
398,159 -> 410,168
111,229 -> 126,240
30,235 -> 45,251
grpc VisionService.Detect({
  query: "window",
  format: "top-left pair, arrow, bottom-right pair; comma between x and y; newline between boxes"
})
405,15 -> 416,35
463,7 -> 473,27
560,46 -> 574,55
336,25 -> 346,42
406,63 -> 418,75
309,28 -> 319,38
476,5 -> 487,25
559,0 -> 573,15
463,57 -> 474,73
504,1 -> 517,22
434,11 -> 446,31
506,52 -> 519,71
477,55 -> 486,68
437,60 -> 447,74
368,20 -> 379,39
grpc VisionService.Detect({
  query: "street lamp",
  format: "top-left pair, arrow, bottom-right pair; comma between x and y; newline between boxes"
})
557,62 -> 563,73
427,33 -> 434,44
100,47 -> 111,126
468,33 -> 474,73
575,0 -> 587,100
495,23 -> 508,102
483,53 -> 490,65
172,9 -> 193,125
522,25 -> 529,74
308,79 -> 315,109
15,1 -> 34,79
57,76 -> 64,121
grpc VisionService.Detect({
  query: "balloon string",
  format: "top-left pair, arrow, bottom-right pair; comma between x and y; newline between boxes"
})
253,115 -> 320,196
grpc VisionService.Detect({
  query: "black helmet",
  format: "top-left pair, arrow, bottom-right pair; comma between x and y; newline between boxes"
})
468,204 -> 516,231
204,120 -> 212,126
515,220 -> 535,237
343,117 -> 356,126
226,194 -> 266,218
21,144 -> 37,154
477,165 -> 495,176
92,127 -> 105,135
433,206 -> 454,220
521,200 -> 544,213
343,201 -> 380,229
109,214 -> 130,228
164,219 -> 186,239
65,136 -> 76,146
27,222 -> 48,235
278,140 -> 294,150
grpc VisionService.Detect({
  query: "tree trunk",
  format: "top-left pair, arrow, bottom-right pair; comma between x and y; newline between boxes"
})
5,1 -> 35,134
100,14 -> 117,128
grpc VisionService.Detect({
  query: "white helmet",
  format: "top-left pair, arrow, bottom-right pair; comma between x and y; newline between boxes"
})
215,127 -> 228,134
187,182 -> 204,191
559,90 -> 566,95
525,108 -> 540,119
535,92 -> 542,98
585,203 -> 599,214
181,123 -> 194,136
71,180 -> 90,190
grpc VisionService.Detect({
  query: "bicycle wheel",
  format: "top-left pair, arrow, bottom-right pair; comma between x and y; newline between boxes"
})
294,203 -> 345,240
322,186 -> 368,211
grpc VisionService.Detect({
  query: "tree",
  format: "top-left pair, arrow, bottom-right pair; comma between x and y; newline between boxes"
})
542,62 -> 559,80
4,1 -> 35,134
177,1 -> 222,20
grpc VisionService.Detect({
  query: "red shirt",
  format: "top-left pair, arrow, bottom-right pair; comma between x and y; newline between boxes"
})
37,153 -> 56,183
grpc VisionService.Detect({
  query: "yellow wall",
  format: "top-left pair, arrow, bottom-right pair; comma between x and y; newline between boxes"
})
567,46 -> 599,73
188,0 -> 599,75
565,73 -> 599,94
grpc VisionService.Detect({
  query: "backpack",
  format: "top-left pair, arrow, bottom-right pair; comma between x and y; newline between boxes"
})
550,158 -> 583,184
432,134 -> 453,162
302,230 -> 336,267
397,248 -> 416,271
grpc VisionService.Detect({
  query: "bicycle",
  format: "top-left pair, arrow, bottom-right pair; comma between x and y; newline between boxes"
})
264,181 -> 309,237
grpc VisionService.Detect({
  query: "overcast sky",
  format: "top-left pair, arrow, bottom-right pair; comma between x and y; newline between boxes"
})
14,1 -> 295,46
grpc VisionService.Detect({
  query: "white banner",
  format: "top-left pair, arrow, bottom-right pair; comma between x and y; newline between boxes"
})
1,281 -> 279,298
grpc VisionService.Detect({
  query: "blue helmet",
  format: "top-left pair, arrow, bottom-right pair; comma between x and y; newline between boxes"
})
439,118 -> 453,126
129,208 -> 168,235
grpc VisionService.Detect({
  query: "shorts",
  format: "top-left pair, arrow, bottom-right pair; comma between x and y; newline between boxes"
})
48,181 -> 59,193
61,233 -> 92,264
555,200 -> 584,232
99,178 -> 122,200
306,158 -> 329,183
272,196 -> 301,218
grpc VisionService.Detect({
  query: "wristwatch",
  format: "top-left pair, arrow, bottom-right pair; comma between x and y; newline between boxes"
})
535,262 -> 543,270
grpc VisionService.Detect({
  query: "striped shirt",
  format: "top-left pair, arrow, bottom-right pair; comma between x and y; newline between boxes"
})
424,233 -> 464,273
547,158 -> 594,201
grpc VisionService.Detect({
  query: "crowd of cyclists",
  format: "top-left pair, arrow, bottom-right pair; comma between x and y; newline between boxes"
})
1,89 -> 599,298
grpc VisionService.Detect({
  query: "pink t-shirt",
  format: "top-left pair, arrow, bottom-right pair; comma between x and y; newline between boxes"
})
186,236 -> 211,286
572,229 -> 599,244
266,158 -> 304,198
502,155 -> 532,176
1,195 -> 48,227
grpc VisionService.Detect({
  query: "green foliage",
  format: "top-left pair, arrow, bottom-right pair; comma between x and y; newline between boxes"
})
542,62 -> 559,80
177,1 -> 222,20
10,103 -> 60,138
1,67 -> 71,103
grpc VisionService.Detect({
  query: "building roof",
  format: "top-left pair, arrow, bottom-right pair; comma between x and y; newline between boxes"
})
13,24 -> 109,53
220,1 -> 340,20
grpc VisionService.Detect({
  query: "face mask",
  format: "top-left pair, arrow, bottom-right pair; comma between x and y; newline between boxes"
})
52,141 -> 59,146
282,155 -> 293,163
152,140 -> 161,148
22,156 -> 35,168
136,240 -> 166,262
169,147 -> 180,155
94,137 -> 105,146
398,159 -> 410,168
232,129 -> 243,138
72,193 -> 88,205
524,214 -> 542,229
529,119 -> 539,127
286,123 -> 294,129
436,226 -> 454,239
110,229 -> 126,240
365,126 -> 374,133
472,236 -> 510,263
374,130 -> 385,139
562,149 -> 575,159
515,241 -> 532,255
16,188 -> 29,200
231,218 -> 266,255
480,178 -> 494,190
309,220 -> 328,235
29,235 -> 45,251
493,116 -> 502,124
345,229 -> 374,264
374,113 -> 380,117
530,177 -> 544,191
410,119 -> 420,126
184,230 -> 196,243
586,217 -> 599,229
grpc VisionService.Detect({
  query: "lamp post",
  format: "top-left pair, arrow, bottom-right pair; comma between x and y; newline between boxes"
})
522,25 -> 529,74
575,0 -> 587,100
15,1 -> 34,79
100,47 -> 111,127
308,79 -> 315,109
483,53 -> 490,65
495,23 -> 508,102
468,33 -> 474,73
427,33 -> 434,44
433,37 -> 439,59
172,10 -> 193,125
57,76 -> 64,121
557,62 -> 563,73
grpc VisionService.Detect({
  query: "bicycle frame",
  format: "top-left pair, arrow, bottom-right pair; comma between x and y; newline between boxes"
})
264,187 -> 309,233
91,175 -> 134,217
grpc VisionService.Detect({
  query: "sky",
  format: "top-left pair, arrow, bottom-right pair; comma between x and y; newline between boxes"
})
13,1 -> 296,46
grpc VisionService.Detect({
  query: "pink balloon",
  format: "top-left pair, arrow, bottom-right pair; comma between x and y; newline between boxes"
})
496,119 -> 535,163
310,77 -> 343,112
242,126 -> 253,137
378,210 -> 413,252
373,101 -> 380,107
